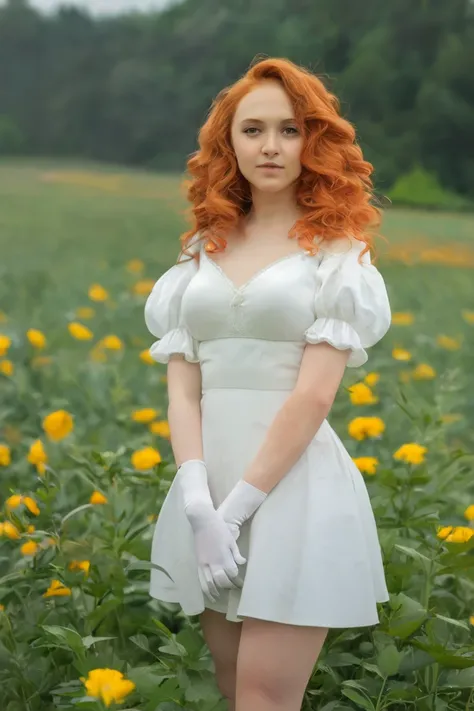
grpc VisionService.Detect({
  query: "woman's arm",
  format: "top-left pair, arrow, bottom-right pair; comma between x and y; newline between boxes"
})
242,342 -> 350,494
166,354 -> 204,467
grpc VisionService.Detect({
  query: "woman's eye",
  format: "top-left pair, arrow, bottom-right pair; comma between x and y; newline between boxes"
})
243,127 -> 299,136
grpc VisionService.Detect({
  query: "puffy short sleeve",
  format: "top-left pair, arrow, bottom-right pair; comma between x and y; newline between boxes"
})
144,236 -> 201,364
304,237 -> 391,368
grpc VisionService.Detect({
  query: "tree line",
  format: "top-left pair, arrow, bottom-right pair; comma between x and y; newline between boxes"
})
0,0 -> 473,202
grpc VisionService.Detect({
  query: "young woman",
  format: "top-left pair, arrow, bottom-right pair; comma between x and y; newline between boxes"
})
145,56 -> 392,711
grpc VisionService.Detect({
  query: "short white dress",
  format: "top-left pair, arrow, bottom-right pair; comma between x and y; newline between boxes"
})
144,232 -> 392,628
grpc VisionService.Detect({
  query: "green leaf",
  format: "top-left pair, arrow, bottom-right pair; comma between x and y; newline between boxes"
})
341,688 -> 375,710
41,625 -> 85,656
61,504 -> 93,526
151,618 -> 173,639
441,667 -> 474,688
81,635 -> 116,649
87,597 -> 121,628
377,644 -> 401,677
130,634 -> 150,653
434,614 -> 470,631
411,640 -> 474,669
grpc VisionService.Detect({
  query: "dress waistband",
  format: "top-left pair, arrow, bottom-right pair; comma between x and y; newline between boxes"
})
198,339 -> 304,392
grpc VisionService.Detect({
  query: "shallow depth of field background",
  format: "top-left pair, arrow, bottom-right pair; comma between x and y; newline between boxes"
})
1,0 -> 474,709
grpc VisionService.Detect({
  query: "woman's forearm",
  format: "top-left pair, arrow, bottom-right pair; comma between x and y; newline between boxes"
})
243,392 -> 331,494
167,398 -> 204,468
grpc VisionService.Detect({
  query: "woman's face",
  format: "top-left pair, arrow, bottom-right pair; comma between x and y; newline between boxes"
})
230,81 -> 303,194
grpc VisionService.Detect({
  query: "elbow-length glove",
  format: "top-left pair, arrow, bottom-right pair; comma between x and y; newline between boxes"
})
217,480 -> 268,541
177,459 -> 246,602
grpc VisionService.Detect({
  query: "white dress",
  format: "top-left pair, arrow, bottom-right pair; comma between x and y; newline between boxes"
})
144,233 -> 392,628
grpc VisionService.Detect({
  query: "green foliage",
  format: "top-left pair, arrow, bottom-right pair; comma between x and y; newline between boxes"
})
388,166 -> 474,211
0,161 -> 474,709
0,116 -> 25,155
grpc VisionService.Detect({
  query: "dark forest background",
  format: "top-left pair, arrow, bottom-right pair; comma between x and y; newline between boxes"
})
1,0 -> 474,206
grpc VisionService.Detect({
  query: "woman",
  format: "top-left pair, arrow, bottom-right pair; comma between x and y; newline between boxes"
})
144,56 -> 392,711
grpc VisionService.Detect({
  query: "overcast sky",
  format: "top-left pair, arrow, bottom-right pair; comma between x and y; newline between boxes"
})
25,0 -> 174,15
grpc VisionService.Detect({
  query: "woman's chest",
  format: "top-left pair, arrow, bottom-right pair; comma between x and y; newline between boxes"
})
181,250 -> 318,341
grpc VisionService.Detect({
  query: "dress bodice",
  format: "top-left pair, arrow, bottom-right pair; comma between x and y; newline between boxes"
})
144,233 -> 392,391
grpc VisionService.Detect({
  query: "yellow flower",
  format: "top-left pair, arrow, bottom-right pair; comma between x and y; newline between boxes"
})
436,526 -> 474,544
68,322 -> 94,341
81,668 -> 136,708
392,347 -> 412,361
43,579 -> 72,597
5,494 -> 22,510
393,443 -> 427,465
399,370 -> 412,384
31,356 -> 52,368
69,560 -> 90,575
21,540 -> 39,556
0,444 -> 11,466
436,334 -> 462,350
26,328 -> 47,350
88,284 -> 109,302
2,521 -> 21,539
131,408 -> 158,424
0,360 -> 13,376
0,334 -> 11,357
23,496 -> 40,516
27,524 -> 35,533
348,383 -> 378,405
364,372 -> 380,387
139,348 -> 155,365
0,604 -> 4,611
75,306 -> 95,320
470,615 -> 474,626
149,420 -> 171,438
412,363 -> 436,380
348,416 -> 385,441
90,490 -> 108,505
461,310 -> 474,325
89,344 -> 107,363
352,456 -> 379,475
391,312 -> 415,326
42,410 -> 74,442
440,413 -> 463,425
27,439 -> 48,474
131,446 -> 161,471
464,505 -> 474,521
126,258 -> 144,274
132,279 -> 155,297
3,425 -> 21,444
100,334 -> 123,350
5,495 -> 39,515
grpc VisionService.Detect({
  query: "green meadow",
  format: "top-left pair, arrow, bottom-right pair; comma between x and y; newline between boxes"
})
0,158 -> 474,711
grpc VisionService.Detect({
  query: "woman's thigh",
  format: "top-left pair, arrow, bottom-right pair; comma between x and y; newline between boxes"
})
199,609 -> 243,701
235,617 -> 328,711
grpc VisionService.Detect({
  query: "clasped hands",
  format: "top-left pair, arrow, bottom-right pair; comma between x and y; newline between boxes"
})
177,459 -> 267,602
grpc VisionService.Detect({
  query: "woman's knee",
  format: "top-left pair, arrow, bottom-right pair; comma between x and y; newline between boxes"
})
236,618 -> 328,707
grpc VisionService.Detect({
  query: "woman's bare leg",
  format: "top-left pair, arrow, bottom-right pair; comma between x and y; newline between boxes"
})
199,609 -> 243,710
235,617 -> 328,711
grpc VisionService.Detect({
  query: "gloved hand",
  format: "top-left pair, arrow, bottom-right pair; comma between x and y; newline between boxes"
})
217,479 -> 268,541
177,459 -> 247,602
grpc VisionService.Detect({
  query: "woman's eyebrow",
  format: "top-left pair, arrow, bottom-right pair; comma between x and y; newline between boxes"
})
240,117 -> 296,124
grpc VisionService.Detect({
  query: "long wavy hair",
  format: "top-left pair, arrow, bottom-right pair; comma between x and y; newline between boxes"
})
178,56 -> 382,265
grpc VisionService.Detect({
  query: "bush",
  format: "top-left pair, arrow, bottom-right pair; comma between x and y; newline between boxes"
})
0,115 -> 26,155
388,166 -> 473,211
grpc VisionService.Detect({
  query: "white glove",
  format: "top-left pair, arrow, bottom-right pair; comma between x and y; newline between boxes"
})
177,460 -> 246,602
217,479 -> 268,541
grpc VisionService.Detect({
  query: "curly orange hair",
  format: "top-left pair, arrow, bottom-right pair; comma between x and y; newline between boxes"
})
178,56 -> 382,264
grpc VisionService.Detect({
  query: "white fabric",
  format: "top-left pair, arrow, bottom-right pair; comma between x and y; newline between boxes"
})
176,459 -> 246,601
217,479 -> 268,540
146,234 -> 392,627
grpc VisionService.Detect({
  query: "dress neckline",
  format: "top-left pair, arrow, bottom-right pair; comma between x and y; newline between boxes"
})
202,245 -> 308,292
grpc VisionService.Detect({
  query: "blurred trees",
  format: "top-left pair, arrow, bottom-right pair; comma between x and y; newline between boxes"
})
0,0 -> 473,198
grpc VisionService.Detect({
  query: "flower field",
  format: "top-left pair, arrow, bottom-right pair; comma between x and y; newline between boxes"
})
0,160 -> 474,711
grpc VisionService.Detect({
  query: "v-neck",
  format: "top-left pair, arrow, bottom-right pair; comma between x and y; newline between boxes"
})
202,245 -> 307,292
